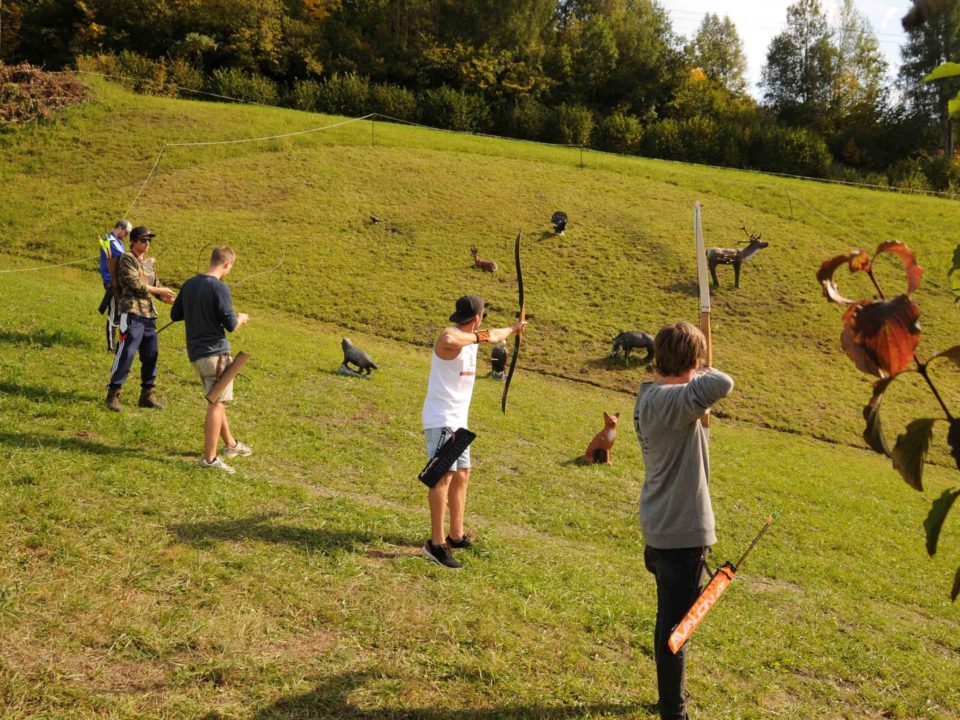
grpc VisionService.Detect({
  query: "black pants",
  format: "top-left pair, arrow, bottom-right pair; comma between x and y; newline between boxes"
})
108,314 -> 158,390
644,545 -> 709,720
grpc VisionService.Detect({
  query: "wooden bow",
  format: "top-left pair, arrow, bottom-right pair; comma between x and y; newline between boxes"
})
694,202 -> 713,427
501,230 -> 524,414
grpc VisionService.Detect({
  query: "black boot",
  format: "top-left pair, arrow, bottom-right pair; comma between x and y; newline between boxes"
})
105,387 -> 121,412
138,387 -> 163,409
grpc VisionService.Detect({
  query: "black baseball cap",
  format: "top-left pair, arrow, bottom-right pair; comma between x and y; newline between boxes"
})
449,294 -> 485,324
130,226 -> 156,241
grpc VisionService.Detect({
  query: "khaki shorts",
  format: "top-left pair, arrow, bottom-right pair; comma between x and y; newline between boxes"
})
193,353 -> 234,402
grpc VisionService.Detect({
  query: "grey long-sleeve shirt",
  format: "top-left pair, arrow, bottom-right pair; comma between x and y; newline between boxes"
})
633,370 -> 734,549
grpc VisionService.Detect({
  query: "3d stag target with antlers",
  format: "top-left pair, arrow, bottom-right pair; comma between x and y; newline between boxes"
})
707,226 -> 769,288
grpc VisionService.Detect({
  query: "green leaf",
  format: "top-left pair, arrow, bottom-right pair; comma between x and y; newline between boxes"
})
924,62 -> 960,82
891,418 -> 936,491
950,93 -> 960,119
923,488 -> 960,556
862,377 -> 894,456
953,566 -> 960,602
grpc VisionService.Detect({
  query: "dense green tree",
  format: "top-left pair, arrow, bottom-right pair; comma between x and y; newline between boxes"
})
687,13 -> 747,95
833,0 -> 887,117
899,0 -> 960,156
761,0 -> 836,128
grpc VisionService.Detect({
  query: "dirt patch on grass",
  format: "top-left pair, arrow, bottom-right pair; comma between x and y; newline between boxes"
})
260,628 -> 337,663
1,64 -> 88,126
744,575 -> 804,594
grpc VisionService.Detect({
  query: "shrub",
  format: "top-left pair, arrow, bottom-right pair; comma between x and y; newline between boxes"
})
500,95 -> 549,140
921,154 -> 960,191
166,58 -> 204,96
209,67 -> 279,105
316,72 -> 370,116
550,103 -> 593,145
369,83 -> 418,121
420,85 -> 490,132
290,79 -> 322,111
747,124 -> 832,178
115,51 -> 169,94
75,53 -> 201,97
887,157 -> 931,192
592,112 -> 643,154
640,119 -> 684,159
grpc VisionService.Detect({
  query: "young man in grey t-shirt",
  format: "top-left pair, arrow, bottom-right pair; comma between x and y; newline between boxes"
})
633,322 -> 734,720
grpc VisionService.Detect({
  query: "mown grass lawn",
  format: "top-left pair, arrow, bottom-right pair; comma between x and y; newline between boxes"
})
0,78 -> 958,719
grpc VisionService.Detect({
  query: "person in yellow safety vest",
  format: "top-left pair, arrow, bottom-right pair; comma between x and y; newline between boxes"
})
98,220 -> 132,352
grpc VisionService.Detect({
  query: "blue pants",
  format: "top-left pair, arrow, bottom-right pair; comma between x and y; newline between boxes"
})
108,314 -> 158,390
644,545 -> 709,720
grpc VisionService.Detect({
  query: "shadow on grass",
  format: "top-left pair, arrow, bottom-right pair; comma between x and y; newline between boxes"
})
661,280 -> 698,298
250,670 -> 648,720
584,356 -> 653,372
0,430 -> 192,467
0,328 -> 90,348
0,380 -> 98,403
168,514 -> 416,553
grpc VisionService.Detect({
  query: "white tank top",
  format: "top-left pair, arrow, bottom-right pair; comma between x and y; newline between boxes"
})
422,343 -> 478,429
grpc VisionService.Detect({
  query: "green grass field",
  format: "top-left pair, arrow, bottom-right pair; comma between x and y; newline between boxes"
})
0,78 -> 958,719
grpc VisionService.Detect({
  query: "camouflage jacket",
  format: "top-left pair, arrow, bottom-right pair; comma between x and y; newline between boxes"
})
117,251 -> 158,319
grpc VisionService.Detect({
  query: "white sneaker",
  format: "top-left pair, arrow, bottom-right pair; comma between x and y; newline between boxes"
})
223,440 -> 253,458
199,456 -> 235,474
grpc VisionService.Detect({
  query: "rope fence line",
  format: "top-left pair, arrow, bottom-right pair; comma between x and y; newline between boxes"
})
0,256 -> 98,274
68,69 -> 960,199
785,189 -> 957,298
4,79 -> 959,296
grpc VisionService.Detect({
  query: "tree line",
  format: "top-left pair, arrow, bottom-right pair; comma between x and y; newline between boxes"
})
2,0 -> 959,191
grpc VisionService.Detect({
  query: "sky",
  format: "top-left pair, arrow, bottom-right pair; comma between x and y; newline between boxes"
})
661,0 -> 916,98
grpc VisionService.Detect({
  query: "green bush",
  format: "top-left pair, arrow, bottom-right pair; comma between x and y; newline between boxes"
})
369,83 -> 418,121
499,95 -> 549,140
209,67 -> 279,105
640,119 -> 684,159
115,51 -> 170,95
166,58 -> 204,96
76,53 -> 201,98
290,79 -> 322,111
592,112 -> 643,154
747,124 -> 832,178
316,73 -> 370,117
420,86 -> 490,132
550,103 -> 593,145
887,157 -> 931,192
921,154 -> 960,191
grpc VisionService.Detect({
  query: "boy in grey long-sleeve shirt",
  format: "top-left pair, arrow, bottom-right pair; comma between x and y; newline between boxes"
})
633,322 -> 734,720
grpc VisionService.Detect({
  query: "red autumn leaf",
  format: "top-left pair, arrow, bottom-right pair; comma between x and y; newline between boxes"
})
816,251 -> 870,306
928,345 -> 960,369
842,296 -> 921,377
875,241 -> 923,295
862,377 -> 895,456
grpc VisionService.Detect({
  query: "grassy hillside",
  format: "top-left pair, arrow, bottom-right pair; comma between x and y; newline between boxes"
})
0,78 -> 958,719
3,78 -> 959,454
